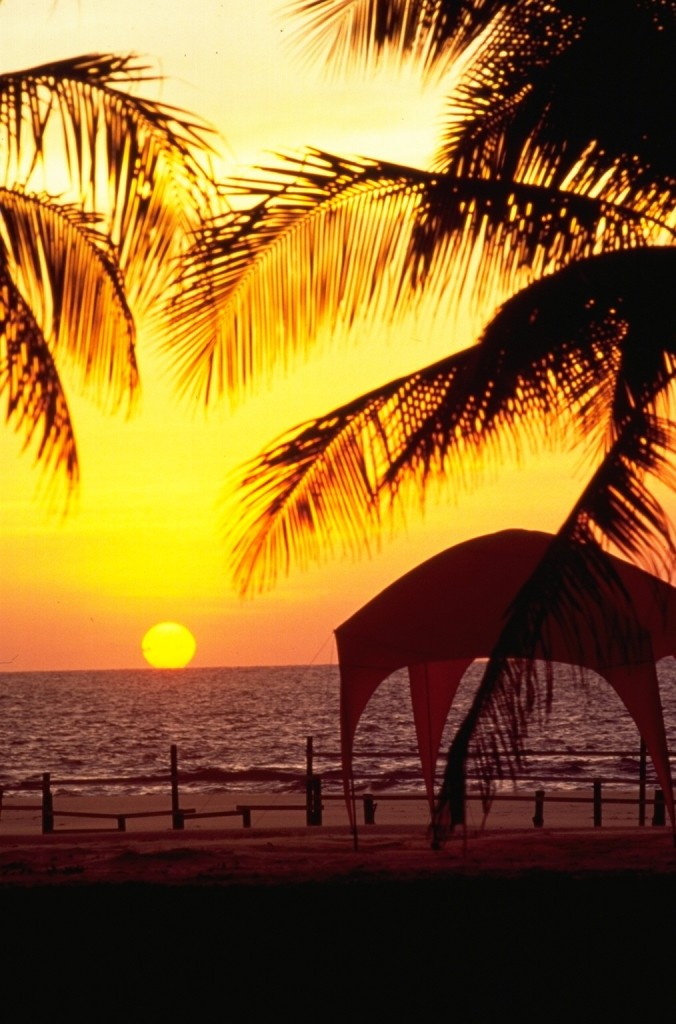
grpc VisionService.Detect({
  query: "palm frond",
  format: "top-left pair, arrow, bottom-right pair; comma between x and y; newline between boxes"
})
230,246 -> 676,593
405,172 -> 667,309
229,372 -> 409,595
0,186 -> 137,411
1,267 -> 78,489
432,2 -> 676,216
430,0 -> 574,178
430,249 -> 676,838
0,54 -> 221,322
166,149 -> 428,403
227,322 -> 596,596
434,400 -> 676,841
282,0 -> 510,80
167,146 -> 663,405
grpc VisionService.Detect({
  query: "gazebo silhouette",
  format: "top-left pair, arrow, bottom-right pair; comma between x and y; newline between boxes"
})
336,529 -> 676,830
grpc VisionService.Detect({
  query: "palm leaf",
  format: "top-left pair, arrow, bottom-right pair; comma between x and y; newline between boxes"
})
432,2 -> 676,218
166,149 -> 428,403
282,0 -> 510,80
0,186 -> 137,412
0,266 -> 78,490
434,402 -> 676,840
230,246 -> 676,593
404,171 -> 666,308
0,54 -> 221,323
168,146 -> 661,405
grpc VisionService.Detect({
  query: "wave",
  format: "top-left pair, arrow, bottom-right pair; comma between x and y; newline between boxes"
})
1,663 -> 674,797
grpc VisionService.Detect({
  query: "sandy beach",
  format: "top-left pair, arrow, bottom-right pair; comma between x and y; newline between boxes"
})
1,791 -> 674,1017
1,787 -> 674,885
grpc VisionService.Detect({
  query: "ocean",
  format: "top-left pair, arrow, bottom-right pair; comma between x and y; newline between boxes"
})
1,661 -> 675,797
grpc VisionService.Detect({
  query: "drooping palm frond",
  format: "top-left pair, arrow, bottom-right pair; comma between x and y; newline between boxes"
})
283,0 -> 510,80
230,246 -> 676,593
0,266 -> 78,490
0,187 -> 137,410
168,145 -> 662,405
425,245 -> 676,838
0,186 -> 139,488
0,53 -> 221,322
433,400 -> 676,841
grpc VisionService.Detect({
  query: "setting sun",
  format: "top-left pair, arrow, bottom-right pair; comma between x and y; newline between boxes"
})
141,622 -> 197,669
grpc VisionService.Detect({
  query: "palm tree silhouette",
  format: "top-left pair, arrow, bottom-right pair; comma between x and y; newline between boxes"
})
173,1 -> 676,828
1,52 -> 219,496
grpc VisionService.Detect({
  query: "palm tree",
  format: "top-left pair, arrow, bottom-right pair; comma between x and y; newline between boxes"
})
170,1 -> 676,829
1,52 -> 220,497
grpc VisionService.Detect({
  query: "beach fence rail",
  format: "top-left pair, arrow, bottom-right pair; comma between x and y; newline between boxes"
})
0,737 -> 673,834
359,783 -> 668,827
0,741 -> 328,835
1,745 -> 249,834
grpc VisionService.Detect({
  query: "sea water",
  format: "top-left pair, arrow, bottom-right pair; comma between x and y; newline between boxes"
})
0,661 -> 674,796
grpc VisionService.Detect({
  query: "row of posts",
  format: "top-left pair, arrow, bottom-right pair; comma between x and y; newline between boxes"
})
36,737 -> 667,833
39,739 -> 324,834
531,781 -> 665,828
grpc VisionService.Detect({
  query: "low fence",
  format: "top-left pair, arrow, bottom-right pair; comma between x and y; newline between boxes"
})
359,785 -> 668,828
0,738 -> 672,834
0,742 -> 327,834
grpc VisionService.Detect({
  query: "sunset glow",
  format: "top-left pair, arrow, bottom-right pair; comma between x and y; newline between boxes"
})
0,0 -> 626,672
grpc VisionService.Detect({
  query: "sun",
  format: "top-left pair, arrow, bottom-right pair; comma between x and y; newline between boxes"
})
141,622 -> 197,669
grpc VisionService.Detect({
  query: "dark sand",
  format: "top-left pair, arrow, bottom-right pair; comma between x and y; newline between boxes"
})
2,804 -> 674,1016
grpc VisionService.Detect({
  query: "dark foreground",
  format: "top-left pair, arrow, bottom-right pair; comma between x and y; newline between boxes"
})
2,828 -> 674,1017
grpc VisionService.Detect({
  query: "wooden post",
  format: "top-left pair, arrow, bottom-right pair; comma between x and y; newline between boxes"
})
638,738 -> 647,826
305,736 -> 322,825
306,775 -> 322,826
363,794 -> 377,825
593,779 -> 602,827
0,785 -> 3,821
241,807 -> 251,828
533,789 -> 545,828
652,788 -> 665,827
170,744 -> 183,830
42,772 -> 53,834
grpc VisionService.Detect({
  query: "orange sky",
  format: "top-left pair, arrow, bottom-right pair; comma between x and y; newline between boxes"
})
1,0 -> 587,670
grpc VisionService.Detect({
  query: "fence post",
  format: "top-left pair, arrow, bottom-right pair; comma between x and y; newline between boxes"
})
638,739 -> 647,826
0,785 -> 3,822
42,772 -> 53,834
533,789 -> 545,828
593,779 -> 602,827
363,794 -> 377,825
170,744 -> 183,830
304,736 -> 322,825
652,788 -> 665,827
306,774 -> 322,826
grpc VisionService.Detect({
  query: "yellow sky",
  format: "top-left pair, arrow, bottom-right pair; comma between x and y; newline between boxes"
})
1,0 -> 587,670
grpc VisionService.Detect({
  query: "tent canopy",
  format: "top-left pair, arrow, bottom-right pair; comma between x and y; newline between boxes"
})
335,529 -> 676,825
